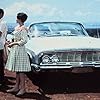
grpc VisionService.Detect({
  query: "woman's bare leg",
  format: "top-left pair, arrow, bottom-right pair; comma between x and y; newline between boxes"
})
16,72 -> 26,96
7,72 -> 20,92
20,72 -> 25,90
14,72 -> 20,89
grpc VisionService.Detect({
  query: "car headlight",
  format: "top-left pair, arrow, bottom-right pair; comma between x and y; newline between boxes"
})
51,55 -> 59,63
42,55 -> 50,64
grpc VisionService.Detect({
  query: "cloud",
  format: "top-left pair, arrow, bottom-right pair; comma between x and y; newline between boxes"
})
5,1 -> 99,23
5,2 -> 63,18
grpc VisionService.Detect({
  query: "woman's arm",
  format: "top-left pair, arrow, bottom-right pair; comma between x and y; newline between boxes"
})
17,29 -> 28,46
7,41 -> 19,48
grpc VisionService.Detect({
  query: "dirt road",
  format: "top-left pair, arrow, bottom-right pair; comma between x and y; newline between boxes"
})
0,69 -> 100,100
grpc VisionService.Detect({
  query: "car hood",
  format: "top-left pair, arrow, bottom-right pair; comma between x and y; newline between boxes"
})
26,36 -> 100,55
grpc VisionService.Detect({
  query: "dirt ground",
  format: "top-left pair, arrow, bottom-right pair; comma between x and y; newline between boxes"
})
1,69 -> 100,100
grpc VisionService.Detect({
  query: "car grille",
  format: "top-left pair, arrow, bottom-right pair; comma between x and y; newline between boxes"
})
43,51 -> 100,62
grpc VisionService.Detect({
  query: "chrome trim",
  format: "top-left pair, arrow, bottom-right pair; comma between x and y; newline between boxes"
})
41,51 -> 100,63
31,62 -> 100,71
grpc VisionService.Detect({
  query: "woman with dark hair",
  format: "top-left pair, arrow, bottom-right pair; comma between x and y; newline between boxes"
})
6,12 -> 31,96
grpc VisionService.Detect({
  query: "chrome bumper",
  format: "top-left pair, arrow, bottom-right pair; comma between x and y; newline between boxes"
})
31,62 -> 100,72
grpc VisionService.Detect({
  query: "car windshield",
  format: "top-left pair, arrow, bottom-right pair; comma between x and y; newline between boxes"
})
29,22 -> 89,37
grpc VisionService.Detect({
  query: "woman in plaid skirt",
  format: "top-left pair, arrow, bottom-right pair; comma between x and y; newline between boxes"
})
6,12 -> 31,96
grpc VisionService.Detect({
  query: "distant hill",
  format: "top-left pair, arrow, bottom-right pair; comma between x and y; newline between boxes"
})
83,23 -> 100,38
83,22 -> 100,29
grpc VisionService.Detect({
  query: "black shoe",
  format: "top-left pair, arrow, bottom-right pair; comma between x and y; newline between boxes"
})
0,81 -> 5,85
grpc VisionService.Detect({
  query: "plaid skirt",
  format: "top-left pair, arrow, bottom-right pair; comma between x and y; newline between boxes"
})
6,45 -> 31,72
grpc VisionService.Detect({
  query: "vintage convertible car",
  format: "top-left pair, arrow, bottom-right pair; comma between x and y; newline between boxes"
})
26,22 -> 100,72
7,22 -> 100,72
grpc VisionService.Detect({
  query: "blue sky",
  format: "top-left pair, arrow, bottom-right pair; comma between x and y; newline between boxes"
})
1,0 -> 100,24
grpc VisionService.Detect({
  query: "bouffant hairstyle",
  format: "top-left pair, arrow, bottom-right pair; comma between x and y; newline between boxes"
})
0,8 -> 4,17
17,12 -> 28,23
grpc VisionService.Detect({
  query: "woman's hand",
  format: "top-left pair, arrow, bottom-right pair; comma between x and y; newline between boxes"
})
8,42 -> 19,48
8,42 -> 14,48
5,41 -> 11,45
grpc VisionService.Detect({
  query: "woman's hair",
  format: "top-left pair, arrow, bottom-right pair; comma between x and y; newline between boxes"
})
0,8 -> 4,17
17,12 -> 28,22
